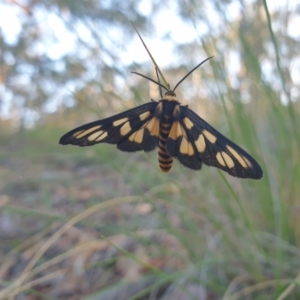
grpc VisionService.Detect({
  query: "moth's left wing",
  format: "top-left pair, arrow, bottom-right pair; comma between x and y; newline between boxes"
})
59,102 -> 160,152
166,106 -> 263,179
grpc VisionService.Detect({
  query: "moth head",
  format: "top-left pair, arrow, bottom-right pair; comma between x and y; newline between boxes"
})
164,91 -> 177,101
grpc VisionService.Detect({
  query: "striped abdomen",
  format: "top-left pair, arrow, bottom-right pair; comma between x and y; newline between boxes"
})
158,118 -> 173,172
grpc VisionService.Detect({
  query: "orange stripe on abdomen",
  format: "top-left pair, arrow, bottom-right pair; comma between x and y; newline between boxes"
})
158,122 -> 173,172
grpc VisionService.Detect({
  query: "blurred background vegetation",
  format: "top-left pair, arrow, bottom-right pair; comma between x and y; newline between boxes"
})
0,0 -> 300,299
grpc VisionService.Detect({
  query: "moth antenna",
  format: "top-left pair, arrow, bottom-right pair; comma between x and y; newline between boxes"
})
172,56 -> 214,92
131,72 -> 169,92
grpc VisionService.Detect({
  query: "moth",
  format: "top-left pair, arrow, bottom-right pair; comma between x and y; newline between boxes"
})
59,57 -> 263,179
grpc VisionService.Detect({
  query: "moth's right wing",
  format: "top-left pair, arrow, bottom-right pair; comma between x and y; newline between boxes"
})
59,102 -> 160,152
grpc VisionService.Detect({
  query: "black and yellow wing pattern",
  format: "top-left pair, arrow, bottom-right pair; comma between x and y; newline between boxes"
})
60,58 -> 263,179
59,102 -> 160,152
166,105 -> 262,179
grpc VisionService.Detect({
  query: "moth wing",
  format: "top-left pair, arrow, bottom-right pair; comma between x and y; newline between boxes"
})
59,102 -> 160,152
166,106 -> 263,179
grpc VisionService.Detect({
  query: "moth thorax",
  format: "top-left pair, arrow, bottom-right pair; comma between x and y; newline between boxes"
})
164,91 -> 177,101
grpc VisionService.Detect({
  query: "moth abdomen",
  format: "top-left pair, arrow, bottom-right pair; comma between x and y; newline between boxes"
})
158,142 -> 173,172
158,118 -> 173,172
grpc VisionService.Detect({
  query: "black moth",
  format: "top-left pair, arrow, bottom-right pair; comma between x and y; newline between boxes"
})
59,57 -> 263,179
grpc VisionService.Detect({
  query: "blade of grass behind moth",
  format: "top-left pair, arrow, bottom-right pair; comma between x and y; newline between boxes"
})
131,21 -> 170,90
155,66 -> 163,98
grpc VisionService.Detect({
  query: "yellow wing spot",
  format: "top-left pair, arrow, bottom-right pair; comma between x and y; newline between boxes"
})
180,138 -> 194,155
168,122 -> 179,140
96,131 -> 108,141
168,122 -> 187,140
73,130 -> 84,138
188,142 -> 194,156
120,122 -> 132,136
216,152 -> 226,166
129,129 -> 144,144
146,117 -> 160,137
113,117 -> 128,127
243,156 -> 252,168
146,118 -> 154,131
180,138 -> 189,154
195,134 -> 206,152
173,105 -> 180,117
88,131 -> 104,141
226,145 -> 248,168
221,151 -> 235,168
177,122 -> 183,138
139,111 -> 151,121
177,123 -> 188,139
203,130 -> 217,143
183,117 -> 194,129
75,126 -> 102,138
